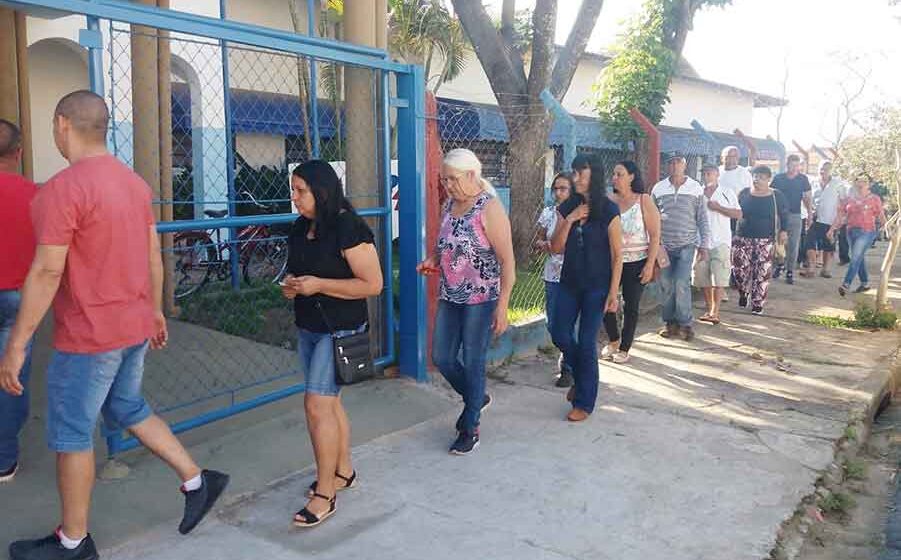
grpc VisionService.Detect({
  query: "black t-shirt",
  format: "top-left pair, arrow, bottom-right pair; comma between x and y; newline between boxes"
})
736,189 -> 789,239
556,193 -> 620,293
287,211 -> 375,333
771,173 -> 811,214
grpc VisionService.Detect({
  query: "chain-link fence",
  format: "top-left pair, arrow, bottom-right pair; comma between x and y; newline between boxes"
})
104,20 -> 400,452
435,99 -> 631,325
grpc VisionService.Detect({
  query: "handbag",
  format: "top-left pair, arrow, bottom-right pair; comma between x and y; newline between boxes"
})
315,301 -> 374,386
771,192 -> 786,260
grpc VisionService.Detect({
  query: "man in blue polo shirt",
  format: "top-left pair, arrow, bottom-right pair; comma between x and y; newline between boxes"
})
771,154 -> 813,284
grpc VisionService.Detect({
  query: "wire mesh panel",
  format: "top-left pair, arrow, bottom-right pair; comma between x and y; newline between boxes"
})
103,20 -> 396,451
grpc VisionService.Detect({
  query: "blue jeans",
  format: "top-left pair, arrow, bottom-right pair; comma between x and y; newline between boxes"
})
551,285 -> 607,414
659,244 -> 697,327
432,299 -> 497,434
843,228 -> 878,288
47,341 -> 153,452
544,281 -> 573,375
297,324 -> 367,397
0,290 -> 32,470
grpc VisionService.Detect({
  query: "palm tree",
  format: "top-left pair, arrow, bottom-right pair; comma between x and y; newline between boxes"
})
387,0 -> 468,94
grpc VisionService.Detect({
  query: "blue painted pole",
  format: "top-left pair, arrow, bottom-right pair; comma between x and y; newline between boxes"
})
380,70 -> 395,366
220,0 -> 240,290
307,0 -> 320,158
396,65 -> 427,382
81,17 -> 105,96
540,88 -> 575,170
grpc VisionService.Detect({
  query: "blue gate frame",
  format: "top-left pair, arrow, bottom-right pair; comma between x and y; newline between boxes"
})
7,0 -> 428,454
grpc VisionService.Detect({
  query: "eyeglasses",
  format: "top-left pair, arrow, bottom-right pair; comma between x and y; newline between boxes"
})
439,174 -> 465,186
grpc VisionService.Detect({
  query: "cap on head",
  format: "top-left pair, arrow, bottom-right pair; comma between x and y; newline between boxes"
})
54,90 -> 110,143
0,119 -> 22,159
667,152 -> 687,162
701,161 -> 719,173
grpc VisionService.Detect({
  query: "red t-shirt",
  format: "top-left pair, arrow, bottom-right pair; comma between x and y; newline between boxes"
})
843,193 -> 883,232
31,154 -> 157,353
0,172 -> 38,290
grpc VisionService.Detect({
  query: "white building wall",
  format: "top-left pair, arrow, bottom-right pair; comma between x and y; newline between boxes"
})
662,79 -> 753,133
236,133 -> 286,169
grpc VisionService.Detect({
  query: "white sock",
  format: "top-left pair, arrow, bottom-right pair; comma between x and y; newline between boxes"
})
182,473 -> 203,492
57,528 -> 84,550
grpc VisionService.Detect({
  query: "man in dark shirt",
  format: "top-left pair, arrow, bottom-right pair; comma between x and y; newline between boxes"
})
0,119 -> 37,483
771,154 -> 813,284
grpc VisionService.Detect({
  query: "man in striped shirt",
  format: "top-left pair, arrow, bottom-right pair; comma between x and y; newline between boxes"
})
651,154 -> 711,341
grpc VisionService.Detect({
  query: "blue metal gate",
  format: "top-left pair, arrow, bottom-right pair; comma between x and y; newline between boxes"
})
8,0 -> 428,455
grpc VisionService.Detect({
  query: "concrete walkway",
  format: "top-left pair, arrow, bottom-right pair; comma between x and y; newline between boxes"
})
91,248 -> 901,560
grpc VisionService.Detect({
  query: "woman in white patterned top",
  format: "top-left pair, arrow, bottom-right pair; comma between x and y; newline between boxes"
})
601,161 -> 661,363
535,172 -> 575,387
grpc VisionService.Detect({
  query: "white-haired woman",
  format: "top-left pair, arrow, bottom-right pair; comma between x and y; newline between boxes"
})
417,149 -> 515,455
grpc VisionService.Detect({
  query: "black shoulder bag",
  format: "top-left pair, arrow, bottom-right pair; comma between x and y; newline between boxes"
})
315,300 -> 374,386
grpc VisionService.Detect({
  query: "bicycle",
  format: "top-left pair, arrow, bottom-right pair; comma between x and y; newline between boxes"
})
171,191 -> 289,299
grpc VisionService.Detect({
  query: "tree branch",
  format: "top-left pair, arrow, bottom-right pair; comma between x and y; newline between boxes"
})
451,0 -> 527,97
549,0 -> 605,99
501,0 -> 516,44
664,0 -> 694,57
527,0 -> 556,99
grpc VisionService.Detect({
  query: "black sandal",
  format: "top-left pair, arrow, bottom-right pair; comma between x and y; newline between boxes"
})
306,470 -> 357,498
293,492 -> 336,528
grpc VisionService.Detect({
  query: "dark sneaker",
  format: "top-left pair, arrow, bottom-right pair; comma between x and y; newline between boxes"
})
773,266 -> 783,279
449,431 -> 479,455
738,293 -> 749,309
9,532 -> 98,560
680,326 -> 695,341
785,273 -> 794,285
455,395 -> 491,432
555,371 -> 573,388
179,469 -> 230,535
838,284 -> 848,297
0,462 -> 17,483
855,285 -> 871,293
751,306 -> 764,315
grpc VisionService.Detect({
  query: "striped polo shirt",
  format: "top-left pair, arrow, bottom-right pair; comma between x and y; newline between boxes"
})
651,176 -> 712,250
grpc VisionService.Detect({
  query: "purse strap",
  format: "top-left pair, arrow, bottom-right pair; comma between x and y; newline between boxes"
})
771,191 -> 780,239
315,300 -> 337,335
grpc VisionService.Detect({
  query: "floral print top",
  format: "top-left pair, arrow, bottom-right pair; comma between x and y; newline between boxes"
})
437,192 -> 501,304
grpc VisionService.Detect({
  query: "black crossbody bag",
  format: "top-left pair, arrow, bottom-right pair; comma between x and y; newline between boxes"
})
315,300 -> 374,386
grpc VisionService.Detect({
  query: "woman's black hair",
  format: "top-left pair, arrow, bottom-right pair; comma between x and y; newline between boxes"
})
615,160 -> 645,194
571,153 -> 607,220
292,159 -> 356,232
751,164 -> 773,178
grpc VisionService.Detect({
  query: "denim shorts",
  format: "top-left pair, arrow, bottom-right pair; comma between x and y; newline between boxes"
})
46,341 -> 153,452
298,325 -> 366,397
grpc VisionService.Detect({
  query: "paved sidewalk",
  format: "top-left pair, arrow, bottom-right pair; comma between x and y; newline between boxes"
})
99,248 -> 901,560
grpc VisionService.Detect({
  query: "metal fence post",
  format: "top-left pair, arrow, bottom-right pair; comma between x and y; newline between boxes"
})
396,65 -> 427,382
81,16 -> 105,96
220,0 -> 240,290
307,0 -> 320,158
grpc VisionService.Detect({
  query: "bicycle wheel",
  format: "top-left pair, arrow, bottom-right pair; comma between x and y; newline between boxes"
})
242,238 -> 288,286
172,233 -> 215,299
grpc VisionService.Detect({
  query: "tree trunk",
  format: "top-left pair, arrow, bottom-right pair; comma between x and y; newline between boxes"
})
505,108 -> 551,266
877,223 -> 900,311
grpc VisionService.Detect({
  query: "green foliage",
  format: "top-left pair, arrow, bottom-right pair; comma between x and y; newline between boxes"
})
593,0 -> 732,143
819,491 -> 856,515
844,425 -> 859,441
179,284 -> 288,339
842,459 -> 867,481
838,106 -> 901,212
805,300 -> 898,331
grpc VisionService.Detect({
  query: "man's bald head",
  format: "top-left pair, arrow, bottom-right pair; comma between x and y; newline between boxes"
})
0,119 -> 22,159
54,90 -> 109,144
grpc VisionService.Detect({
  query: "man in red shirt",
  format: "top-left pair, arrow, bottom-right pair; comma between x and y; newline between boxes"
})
0,119 -> 37,484
0,91 -> 228,560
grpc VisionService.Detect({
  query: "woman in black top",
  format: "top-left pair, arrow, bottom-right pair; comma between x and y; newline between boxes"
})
281,160 -> 383,528
732,165 -> 789,315
550,154 -> 622,422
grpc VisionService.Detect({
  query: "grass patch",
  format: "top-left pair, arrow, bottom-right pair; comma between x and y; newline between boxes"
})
508,266 -> 546,325
806,301 -> 898,331
842,458 -> 867,481
844,425 -> 859,441
178,282 -> 290,342
819,491 -> 856,515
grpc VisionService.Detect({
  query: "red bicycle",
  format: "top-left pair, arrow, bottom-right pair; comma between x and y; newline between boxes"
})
172,191 -> 288,299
